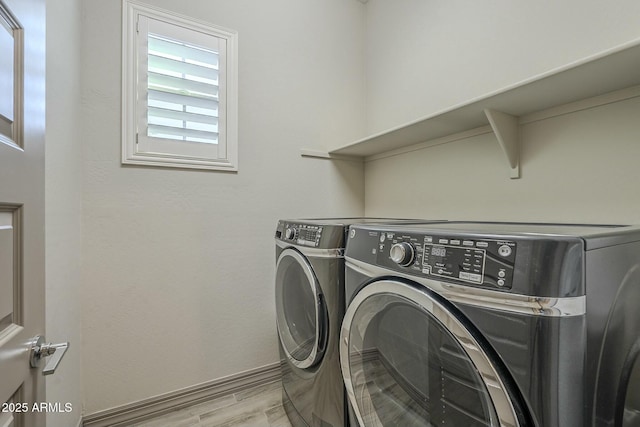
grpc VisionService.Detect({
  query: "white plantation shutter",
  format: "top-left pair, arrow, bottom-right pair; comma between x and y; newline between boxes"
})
146,33 -> 220,144
122,1 -> 237,171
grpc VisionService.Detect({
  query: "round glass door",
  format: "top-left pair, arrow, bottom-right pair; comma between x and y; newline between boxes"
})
275,248 -> 326,369
340,280 -> 521,427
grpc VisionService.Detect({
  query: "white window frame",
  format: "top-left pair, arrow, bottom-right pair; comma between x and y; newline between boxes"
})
122,0 -> 238,171
0,5 -> 23,150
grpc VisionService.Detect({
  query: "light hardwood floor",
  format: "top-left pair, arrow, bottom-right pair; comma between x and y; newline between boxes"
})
132,380 -> 294,427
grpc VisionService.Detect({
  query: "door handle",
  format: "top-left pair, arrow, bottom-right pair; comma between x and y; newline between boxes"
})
29,336 -> 70,376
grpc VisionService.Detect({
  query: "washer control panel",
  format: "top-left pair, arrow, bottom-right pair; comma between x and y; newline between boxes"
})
377,231 -> 517,289
278,222 -> 323,247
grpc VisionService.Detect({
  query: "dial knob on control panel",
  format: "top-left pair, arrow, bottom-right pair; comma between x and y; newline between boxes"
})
390,242 -> 415,266
285,227 -> 298,240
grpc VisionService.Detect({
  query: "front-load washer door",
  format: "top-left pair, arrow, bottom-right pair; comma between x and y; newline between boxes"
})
276,248 -> 327,369
341,279 -> 524,427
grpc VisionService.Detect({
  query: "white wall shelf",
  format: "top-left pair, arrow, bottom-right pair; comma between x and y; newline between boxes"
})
303,39 -> 640,178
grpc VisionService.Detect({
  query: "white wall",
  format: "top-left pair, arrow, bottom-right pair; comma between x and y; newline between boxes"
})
80,0 -> 365,414
363,0 -> 640,222
365,96 -> 640,223
364,0 -> 640,134
45,0 -> 84,425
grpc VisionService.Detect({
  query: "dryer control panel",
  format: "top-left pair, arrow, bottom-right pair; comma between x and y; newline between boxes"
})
376,231 -> 517,289
276,221 -> 323,247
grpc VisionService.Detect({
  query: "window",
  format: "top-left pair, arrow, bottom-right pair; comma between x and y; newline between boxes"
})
122,1 -> 238,171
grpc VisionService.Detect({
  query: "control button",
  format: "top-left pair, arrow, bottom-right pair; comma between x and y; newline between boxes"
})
439,239 -> 449,244
459,272 -> 470,280
379,233 -> 386,243
498,270 -> 506,278
468,273 -> 482,283
498,245 -> 512,257
450,239 -> 461,245
425,236 -> 433,243
476,241 -> 489,248
497,279 -> 506,287
390,242 -> 416,266
285,227 -> 298,240
463,240 -> 474,246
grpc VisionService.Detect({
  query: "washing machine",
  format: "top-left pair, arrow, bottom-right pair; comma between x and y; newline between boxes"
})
275,218 -> 444,427
340,221 -> 640,427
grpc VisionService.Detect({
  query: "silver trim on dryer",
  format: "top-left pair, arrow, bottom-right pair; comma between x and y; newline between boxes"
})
276,248 -> 325,369
346,257 -> 586,317
275,239 -> 344,258
340,280 -> 521,427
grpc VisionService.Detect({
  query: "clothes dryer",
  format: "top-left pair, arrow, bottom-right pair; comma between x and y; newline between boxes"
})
341,222 -> 640,427
275,218 -> 443,427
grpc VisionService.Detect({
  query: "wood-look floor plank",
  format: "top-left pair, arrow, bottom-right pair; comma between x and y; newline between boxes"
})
264,404 -> 291,427
198,387 -> 282,426
135,380 -> 293,427
186,394 -> 238,417
133,411 -> 201,427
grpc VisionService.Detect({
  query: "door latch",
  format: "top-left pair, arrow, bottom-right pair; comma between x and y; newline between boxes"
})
29,336 -> 69,376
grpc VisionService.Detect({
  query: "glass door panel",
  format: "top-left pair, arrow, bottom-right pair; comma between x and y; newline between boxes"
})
342,280 -> 520,427
276,249 -> 325,369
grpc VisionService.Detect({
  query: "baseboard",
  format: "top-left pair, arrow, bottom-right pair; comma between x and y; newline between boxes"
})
82,362 -> 281,427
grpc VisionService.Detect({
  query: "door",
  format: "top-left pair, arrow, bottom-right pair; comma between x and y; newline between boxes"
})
275,248 -> 327,369
340,280 -> 524,427
0,0 -> 46,425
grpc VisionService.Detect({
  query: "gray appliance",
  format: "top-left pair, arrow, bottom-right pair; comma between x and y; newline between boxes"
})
275,218 -> 443,427
340,222 -> 640,427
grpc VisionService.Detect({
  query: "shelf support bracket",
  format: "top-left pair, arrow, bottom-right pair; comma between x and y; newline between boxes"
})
484,109 -> 520,179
